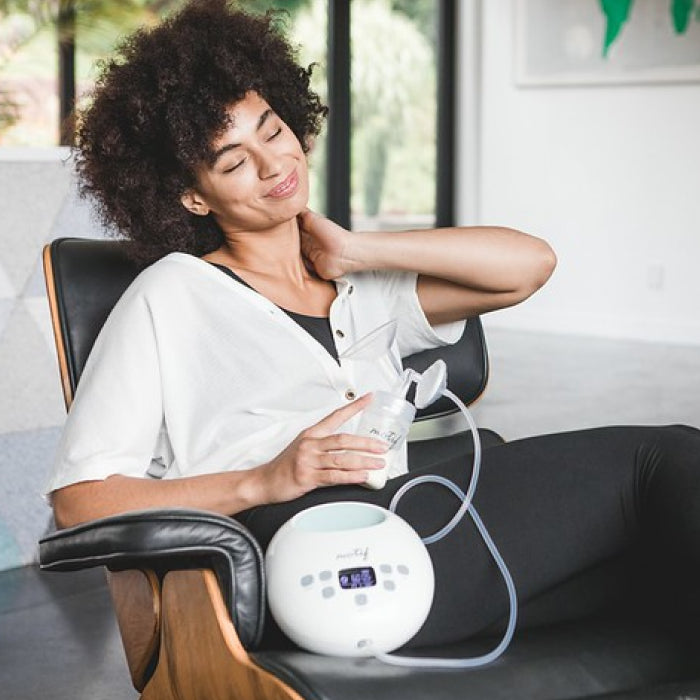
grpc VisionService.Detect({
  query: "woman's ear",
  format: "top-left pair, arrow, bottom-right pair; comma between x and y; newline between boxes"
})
303,135 -> 315,154
180,189 -> 210,216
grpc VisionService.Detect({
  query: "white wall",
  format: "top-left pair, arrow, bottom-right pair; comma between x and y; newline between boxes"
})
457,0 -> 700,345
0,152 -> 101,570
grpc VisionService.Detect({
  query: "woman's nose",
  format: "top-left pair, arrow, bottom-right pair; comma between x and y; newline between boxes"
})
258,148 -> 282,180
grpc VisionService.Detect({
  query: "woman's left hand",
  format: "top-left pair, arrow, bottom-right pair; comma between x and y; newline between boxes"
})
298,209 -> 355,280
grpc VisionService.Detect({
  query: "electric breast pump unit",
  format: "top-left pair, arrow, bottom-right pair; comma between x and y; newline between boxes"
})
265,501 -> 434,656
265,322 -> 519,668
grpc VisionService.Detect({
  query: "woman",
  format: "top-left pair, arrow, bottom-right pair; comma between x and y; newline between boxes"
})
47,0 -> 700,649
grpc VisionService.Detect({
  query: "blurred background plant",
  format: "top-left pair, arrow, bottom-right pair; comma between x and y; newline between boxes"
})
0,1 -> 178,143
293,0 -> 436,222
0,0 -> 311,145
0,0 -> 439,227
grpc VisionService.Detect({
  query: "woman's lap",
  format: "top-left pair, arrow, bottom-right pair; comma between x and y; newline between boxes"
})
238,424 -> 700,647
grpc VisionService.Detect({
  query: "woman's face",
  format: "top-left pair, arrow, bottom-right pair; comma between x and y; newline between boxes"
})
183,92 -> 309,233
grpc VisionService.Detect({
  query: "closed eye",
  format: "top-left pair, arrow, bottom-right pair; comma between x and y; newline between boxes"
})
223,158 -> 246,174
267,127 -> 282,141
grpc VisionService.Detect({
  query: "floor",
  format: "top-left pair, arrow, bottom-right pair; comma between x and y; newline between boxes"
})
472,327 -> 700,440
1,328 -> 698,699
0,566 -> 137,699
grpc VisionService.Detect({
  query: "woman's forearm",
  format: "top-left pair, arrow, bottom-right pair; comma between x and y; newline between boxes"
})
51,468 -> 270,529
335,225 -> 557,322
347,226 -> 556,296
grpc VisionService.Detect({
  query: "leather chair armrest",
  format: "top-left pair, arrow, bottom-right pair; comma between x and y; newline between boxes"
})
39,508 -> 265,649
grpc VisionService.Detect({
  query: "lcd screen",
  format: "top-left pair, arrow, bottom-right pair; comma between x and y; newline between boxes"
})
338,567 -> 377,589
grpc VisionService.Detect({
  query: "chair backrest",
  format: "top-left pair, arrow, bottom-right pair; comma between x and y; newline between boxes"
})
44,237 -> 489,422
44,237 -> 144,408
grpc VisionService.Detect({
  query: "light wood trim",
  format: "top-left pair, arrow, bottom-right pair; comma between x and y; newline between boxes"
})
42,243 -> 74,410
142,570 -> 304,700
107,569 -> 161,693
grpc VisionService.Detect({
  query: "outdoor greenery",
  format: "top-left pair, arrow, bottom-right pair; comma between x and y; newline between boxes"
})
0,0 -> 438,224
293,0 -> 436,221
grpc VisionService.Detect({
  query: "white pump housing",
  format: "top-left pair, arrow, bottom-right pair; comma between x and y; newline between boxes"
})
265,501 -> 435,656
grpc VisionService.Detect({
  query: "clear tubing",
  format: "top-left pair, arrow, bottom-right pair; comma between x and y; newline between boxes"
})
388,388 -> 481,545
375,391 -> 518,668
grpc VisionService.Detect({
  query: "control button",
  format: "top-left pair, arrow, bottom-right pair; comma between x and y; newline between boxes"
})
355,594 -> 368,605
322,587 -> 335,599
345,389 -> 356,401
300,575 -> 314,587
319,570 -> 332,581
335,329 -> 345,338
383,580 -> 396,591
397,565 -> 409,575
379,564 -> 392,574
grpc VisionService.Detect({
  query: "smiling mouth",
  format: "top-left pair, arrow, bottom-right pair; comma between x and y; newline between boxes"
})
266,170 -> 299,199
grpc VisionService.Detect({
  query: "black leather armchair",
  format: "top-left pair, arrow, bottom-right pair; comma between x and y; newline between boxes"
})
40,237 -> 700,699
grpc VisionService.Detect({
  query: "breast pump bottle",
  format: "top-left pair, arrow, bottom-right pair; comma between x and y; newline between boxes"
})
356,391 -> 416,489
337,321 -> 447,490
357,354 -> 448,490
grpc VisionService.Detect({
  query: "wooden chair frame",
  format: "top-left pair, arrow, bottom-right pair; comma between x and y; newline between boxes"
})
43,243 -> 305,699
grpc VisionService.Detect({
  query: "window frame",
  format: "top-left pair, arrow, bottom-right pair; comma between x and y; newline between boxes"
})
54,0 -> 457,226
326,0 -> 457,229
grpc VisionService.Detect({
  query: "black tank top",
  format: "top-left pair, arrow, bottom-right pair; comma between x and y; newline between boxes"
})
210,263 -> 339,363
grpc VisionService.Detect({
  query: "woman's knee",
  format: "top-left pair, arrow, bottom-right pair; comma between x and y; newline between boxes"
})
636,424 -> 700,534
642,424 -> 700,461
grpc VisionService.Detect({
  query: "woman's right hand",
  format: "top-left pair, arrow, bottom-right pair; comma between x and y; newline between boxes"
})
259,394 -> 388,504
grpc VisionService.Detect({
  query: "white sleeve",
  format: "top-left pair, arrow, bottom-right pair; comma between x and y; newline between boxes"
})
45,287 -> 164,494
369,269 -> 466,358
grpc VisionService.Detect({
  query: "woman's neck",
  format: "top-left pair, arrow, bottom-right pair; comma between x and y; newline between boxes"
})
206,217 -> 312,286
204,216 -> 336,316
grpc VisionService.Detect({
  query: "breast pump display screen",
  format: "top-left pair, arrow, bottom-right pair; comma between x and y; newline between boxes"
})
338,566 -> 377,589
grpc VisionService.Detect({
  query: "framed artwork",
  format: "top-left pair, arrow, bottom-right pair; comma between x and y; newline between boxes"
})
514,0 -> 700,86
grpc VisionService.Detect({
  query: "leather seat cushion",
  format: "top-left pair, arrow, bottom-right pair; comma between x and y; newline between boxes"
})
251,616 -> 698,700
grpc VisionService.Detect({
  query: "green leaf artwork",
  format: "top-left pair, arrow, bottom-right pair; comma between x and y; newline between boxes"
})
599,0 -> 634,56
671,0 -> 694,32
600,0 -> 697,56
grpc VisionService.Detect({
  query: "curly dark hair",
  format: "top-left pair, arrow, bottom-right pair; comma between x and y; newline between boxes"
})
75,0 -> 327,264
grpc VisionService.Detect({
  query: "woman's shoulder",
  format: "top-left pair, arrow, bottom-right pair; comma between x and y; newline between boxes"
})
103,253 -> 217,323
127,252 -> 210,296
95,252 -> 216,338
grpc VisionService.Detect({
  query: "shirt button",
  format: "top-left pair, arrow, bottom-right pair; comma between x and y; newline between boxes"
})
348,285 -> 354,295
345,389 -> 356,401
335,329 -> 345,338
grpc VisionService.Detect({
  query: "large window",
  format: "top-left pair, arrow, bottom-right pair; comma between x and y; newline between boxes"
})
0,0 -> 454,227
350,0 -> 438,231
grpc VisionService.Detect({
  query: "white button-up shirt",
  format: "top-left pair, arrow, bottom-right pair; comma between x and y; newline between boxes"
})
46,253 -> 464,493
